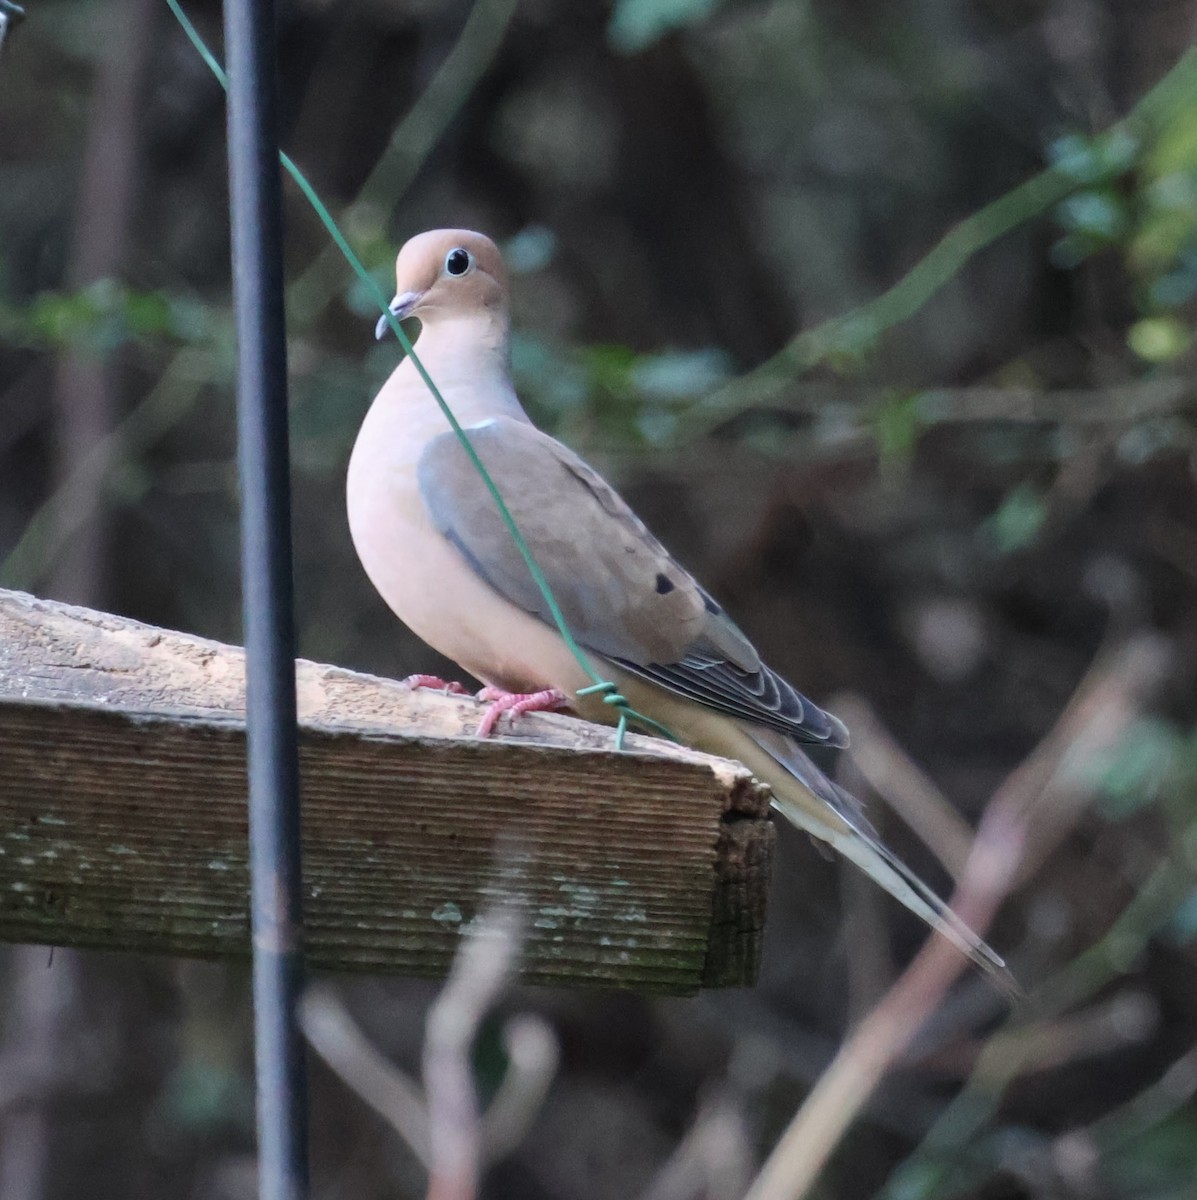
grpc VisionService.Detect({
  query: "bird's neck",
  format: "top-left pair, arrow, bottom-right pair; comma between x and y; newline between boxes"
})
394,311 -> 526,426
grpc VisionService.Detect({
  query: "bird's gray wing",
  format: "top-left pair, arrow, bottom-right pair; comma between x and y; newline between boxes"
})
417,417 -> 847,746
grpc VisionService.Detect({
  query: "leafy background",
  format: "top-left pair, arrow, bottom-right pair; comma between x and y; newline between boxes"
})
1,0 -> 1196,1197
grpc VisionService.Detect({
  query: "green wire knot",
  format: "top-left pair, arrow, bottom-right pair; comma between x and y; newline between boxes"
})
576,681 -> 676,749
576,680 -> 629,707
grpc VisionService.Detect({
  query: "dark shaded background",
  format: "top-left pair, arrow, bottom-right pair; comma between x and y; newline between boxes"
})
2,0 -> 1196,1197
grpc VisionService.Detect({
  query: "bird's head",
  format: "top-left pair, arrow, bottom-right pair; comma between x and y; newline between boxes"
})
375,229 -> 509,340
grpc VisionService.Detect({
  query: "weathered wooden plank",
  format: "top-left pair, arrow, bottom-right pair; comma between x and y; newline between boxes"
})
0,590 -> 774,991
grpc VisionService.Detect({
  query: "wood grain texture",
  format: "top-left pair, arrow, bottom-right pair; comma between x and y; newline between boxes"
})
0,589 -> 774,992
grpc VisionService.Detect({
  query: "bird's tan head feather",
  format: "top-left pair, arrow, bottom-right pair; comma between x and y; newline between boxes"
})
381,229 -> 509,334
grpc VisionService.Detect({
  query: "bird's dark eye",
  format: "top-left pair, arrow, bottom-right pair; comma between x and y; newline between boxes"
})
445,248 -> 473,277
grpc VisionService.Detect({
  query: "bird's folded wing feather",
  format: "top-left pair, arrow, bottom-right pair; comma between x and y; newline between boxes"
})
417,418 -> 847,746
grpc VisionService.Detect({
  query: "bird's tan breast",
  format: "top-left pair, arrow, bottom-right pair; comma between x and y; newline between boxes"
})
346,379 -> 588,695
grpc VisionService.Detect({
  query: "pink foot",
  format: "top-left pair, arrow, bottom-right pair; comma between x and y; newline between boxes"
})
403,674 -> 469,696
475,686 -> 568,737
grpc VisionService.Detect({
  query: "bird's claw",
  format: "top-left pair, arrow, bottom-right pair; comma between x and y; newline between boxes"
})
403,673 -> 470,696
475,687 -> 568,737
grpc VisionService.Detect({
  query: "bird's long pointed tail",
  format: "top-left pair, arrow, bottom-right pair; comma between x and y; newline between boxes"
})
743,726 -> 1016,995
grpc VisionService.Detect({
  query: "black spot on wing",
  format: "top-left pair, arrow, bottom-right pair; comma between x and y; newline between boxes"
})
655,573 -> 675,594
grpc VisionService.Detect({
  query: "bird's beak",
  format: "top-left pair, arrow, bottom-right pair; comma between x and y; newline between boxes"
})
374,290 -> 424,340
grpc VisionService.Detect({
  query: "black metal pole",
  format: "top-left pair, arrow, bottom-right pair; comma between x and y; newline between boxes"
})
222,1 -> 308,1198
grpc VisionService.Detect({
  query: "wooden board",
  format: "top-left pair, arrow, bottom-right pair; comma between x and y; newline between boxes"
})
0,589 -> 774,992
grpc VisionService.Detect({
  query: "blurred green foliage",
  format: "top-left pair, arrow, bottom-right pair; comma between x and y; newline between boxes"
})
1102,1110 -> 1197,1200
0,279 -> 221,353
982,482 -> 1049,556
1051,114 -> 1197,364
607,0 -> 723,54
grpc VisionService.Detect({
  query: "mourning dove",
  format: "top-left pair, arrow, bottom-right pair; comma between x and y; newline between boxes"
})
348,229 -> 1007,984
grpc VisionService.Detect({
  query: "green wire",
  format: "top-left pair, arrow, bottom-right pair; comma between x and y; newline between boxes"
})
165,0 -> 675,749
